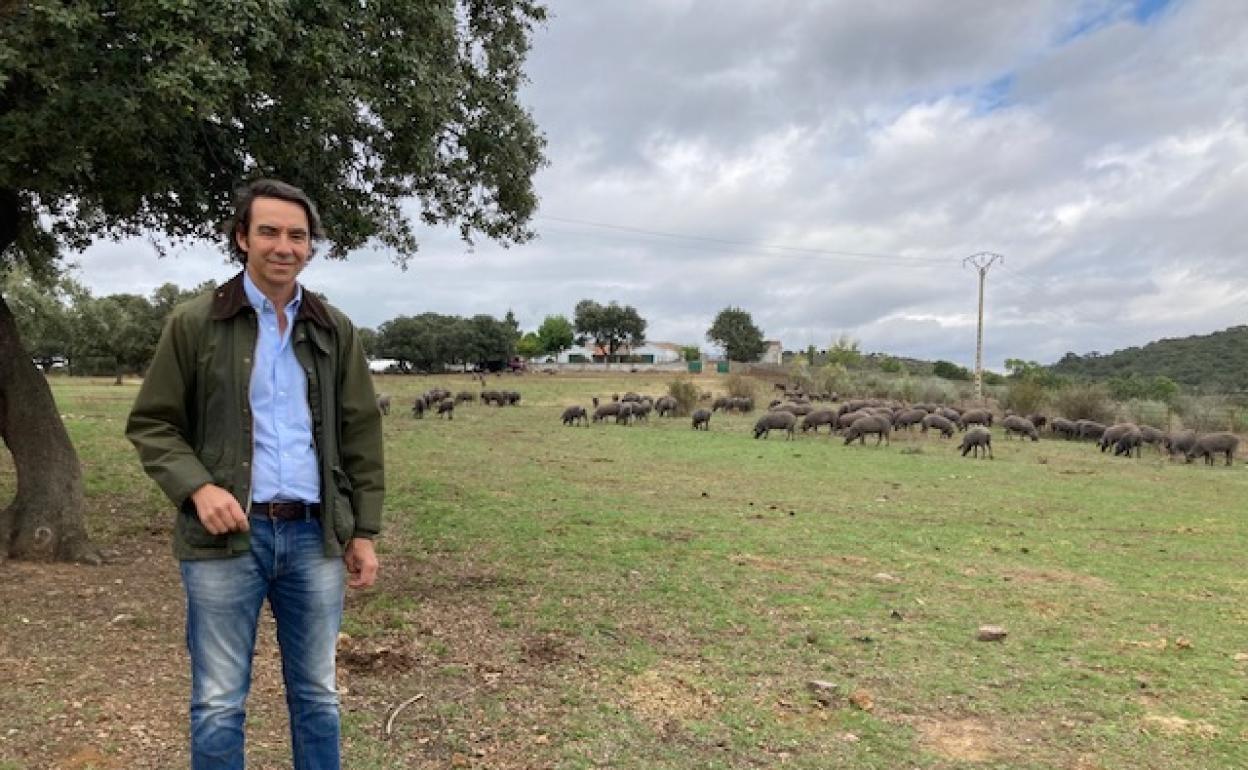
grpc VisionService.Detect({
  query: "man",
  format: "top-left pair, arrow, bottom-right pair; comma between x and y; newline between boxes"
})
126,178 -> 384,769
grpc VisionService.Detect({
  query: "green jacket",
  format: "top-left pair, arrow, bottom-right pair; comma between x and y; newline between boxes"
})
126,271 -> 384,560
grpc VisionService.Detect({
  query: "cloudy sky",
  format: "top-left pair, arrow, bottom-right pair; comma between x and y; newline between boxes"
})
71,0 -> 1247,369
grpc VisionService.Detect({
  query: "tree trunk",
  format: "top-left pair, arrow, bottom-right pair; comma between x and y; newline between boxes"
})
0,277 -> 100,563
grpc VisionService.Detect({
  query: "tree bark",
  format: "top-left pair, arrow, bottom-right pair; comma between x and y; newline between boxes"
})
0,201 -> 99,563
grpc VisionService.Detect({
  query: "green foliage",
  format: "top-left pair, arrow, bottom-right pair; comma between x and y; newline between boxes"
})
2,264 -> 82,368
516,332 -> 543,359
1004,357 -> 1066,388
502,310 -> 522,345
573,299 -> 646,360
1050,326 -> 1248,391
878,356 -> 903,374
1173,395 -> 1248,433
6,270 -> 211,374
536,314 -> 574,357
1050,382 -> 1117,423
887,375 -> 917,402
913,377 -> 958,405
357,327 -> 379,358
1000,380 -> 1048,416
722,373 -> 757,400
785,356 -> 815,394
1106,373 -> 1180,404
932,360 -> 972,381
0,0 -> 546,271
376,312 -> 516,371
706,306 -> 765,362
982,370 -> 1006,385
679,345 -> 701,362
816,363 -> 849,397
665,377 -> 700,416
72,292 -> 160,375
1120,399 -> 1172,429
825,334 -> 862,368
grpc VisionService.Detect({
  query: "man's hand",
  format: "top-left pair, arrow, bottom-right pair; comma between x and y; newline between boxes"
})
190,484 -> 249,534
344,538 -> 379,589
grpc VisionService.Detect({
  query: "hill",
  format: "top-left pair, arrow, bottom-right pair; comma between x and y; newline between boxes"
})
1049,325 -> 1248,391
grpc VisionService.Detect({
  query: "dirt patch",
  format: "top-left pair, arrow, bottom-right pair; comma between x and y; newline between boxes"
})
1001,568 -> 1111,591
913,716 -> 999,762
1140,714 -> 1220,738
520,634 -> 572,666
337,639 -> 419,675
624,666 -> 720,727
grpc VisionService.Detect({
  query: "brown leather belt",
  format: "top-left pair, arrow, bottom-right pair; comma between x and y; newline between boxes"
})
252,501 -> 320,521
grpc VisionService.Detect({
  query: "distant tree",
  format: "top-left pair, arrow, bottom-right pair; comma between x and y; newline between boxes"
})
1001,379 -> 1048,416
377,314 -> 451,372
1108,373 -> 1181,404
826,334 -> 863,368
357,328 -> 379,359
516,332 -> 543,359
536,314 -> 575,357
73,293 -> 160,383
706,306 -> 765,362
573,299 -> 646,361
465,314 -> 517,368
933,360 -> 972,381
680,345 -> 702,362
502,310 -> 522,346
1004,357 -> 1065,388
149,281 -> 216,330
878,356 -> 903,374
3,266 -> 81,371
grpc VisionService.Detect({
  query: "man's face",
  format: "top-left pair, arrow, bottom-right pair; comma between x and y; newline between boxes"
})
236,196 -> 312,296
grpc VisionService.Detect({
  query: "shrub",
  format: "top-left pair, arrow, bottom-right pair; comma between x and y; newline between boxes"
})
786,360 -> 816,394
1000,380 -> 1048,416
888,376 -> 918,403
1050,383 -> 1117,423
853,373 -> 889,399
1173,395 -> 1247,433
666,377 -> 701,416
913,377 -> 957,405
817,363 -> 850,397
933,360 -> 972,380
723,373 -> 758,400
1120,399 -> 1172,429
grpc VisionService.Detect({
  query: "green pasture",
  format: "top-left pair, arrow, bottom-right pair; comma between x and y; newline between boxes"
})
16,374 -> 1248,768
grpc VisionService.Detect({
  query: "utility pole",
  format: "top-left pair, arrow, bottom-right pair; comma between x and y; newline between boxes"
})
963,252 -> 1003,402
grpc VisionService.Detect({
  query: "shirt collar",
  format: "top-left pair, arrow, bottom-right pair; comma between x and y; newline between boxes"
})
242,270 -> 303,314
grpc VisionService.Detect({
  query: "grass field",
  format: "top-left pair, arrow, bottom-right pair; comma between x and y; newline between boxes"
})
2,372 -> 1247,769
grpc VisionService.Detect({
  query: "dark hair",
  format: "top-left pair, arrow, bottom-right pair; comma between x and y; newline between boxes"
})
225,179 -> 326,264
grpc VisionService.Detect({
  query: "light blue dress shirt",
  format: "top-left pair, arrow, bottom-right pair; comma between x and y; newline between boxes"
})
243,272 -> 321,504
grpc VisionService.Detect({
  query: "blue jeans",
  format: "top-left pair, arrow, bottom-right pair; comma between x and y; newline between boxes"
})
180,516 -> 345,770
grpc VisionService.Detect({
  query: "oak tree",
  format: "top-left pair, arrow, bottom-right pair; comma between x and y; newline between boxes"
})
0,0 -> 547,560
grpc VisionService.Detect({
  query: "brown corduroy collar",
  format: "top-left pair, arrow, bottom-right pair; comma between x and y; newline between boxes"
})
209,270 -> 333,329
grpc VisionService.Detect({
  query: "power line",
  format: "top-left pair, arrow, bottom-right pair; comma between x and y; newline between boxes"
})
539,215 -> 954,265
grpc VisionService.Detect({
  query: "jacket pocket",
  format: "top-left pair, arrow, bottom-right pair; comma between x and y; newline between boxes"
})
330,466 -> 355,544
177,503 -> 229,549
